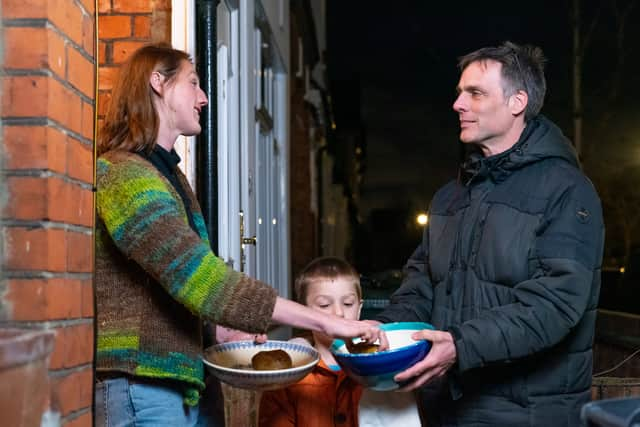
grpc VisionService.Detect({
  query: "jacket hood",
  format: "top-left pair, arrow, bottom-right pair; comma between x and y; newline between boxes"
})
462,115 -> 579,184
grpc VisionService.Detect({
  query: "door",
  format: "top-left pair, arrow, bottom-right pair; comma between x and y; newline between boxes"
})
217,0 -> 290,301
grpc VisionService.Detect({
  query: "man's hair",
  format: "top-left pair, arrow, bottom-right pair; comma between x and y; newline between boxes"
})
458,41 -> 547,121
294,257 -> 361,305
98,43 -> 191,155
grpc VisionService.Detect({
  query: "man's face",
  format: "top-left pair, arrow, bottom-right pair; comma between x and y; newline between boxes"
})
452,60 -> 524,156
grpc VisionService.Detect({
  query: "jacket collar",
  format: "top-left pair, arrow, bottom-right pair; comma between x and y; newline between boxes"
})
462,117 -> 540,185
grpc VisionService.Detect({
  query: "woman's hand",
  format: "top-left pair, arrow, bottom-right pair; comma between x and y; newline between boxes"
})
215,325 -> 267,344
271,297 -> 388,349
322,318 -> 389,351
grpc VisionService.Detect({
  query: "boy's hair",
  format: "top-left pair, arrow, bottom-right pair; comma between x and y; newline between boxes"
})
294,257 -> 361,305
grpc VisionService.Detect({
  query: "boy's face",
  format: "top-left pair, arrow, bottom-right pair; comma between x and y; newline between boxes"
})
305,277 -> 362,320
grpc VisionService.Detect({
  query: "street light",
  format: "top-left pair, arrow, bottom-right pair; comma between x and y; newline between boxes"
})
416,213 -> 428,226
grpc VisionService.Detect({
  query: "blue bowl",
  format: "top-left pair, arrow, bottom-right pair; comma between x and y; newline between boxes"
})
330,322 -> 434,391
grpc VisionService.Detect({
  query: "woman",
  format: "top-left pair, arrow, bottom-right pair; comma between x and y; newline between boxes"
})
94,43 -> 381,426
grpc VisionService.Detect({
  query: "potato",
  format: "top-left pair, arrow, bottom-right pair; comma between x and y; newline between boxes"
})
347,342 -> 380,354
251,349 -> 293,370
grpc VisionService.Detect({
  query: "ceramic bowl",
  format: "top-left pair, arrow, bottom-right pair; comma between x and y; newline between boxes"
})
203,340 -> 319,391
330,321 -> 434,391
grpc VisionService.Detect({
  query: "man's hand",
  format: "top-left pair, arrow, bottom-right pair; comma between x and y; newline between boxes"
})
394,329 -> 457,391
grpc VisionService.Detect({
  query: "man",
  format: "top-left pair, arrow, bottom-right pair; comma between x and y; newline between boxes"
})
375,41 -> 604,426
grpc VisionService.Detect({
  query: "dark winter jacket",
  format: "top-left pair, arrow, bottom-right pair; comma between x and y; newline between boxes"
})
377,116 -> 604,427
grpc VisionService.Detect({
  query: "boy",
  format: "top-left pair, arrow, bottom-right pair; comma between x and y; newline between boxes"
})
258,257 -> 421,427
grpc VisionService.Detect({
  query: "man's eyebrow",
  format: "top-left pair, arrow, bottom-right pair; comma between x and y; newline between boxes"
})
457,84 -> 484,94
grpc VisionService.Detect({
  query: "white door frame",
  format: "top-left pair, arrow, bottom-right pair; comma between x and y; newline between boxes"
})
172,0 -> 292,318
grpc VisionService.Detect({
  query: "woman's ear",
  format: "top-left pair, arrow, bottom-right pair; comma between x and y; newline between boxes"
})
149,71 -> 164,96
357,299 -> 364,320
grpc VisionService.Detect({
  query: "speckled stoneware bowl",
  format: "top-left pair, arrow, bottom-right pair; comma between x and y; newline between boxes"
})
203,340 -> 319,391
331,322 -> 434,391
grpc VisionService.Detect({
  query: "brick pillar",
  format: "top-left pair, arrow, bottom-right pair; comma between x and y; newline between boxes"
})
1,0 -> 96,426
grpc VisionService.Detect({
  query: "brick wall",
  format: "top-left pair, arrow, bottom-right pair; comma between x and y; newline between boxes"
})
97,0 -> 170,125
1,0 -> 96,426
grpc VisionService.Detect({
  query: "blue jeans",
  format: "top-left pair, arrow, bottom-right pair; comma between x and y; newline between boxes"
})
95,377 -> 207,427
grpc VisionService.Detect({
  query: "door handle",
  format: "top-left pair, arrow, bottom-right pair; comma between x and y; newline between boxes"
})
239,211 -> 257,246
239,210 -> 256,272
242,236 -> 257,245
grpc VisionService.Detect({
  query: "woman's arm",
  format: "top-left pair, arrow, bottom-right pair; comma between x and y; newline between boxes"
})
272,297 -> 385,345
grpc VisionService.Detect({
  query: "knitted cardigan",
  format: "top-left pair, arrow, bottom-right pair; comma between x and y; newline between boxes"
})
95,149 -> 278,404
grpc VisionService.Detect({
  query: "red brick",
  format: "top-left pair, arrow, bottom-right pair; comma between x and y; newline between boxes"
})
67,184 -> 94,227
97,91 -> 112,116
4,227 -> 67,272
82,13 -> 96,57
67,139 -> 94,184
153,0 -> 172,11
77,0 -> 95,15
64,412 -> 92,427
133,15 -> 151,38
48,178 -> 73,221
81,279 -> 94,318
99,15 -> 132,39
98,66 -> 119,91
48,0 -> 85,49
49,77 -> 83,136
2,76 -> 83,136
51,367 -> 93,416
2,27 -> 66,79
48,28 -> 67,79
98,40 -> 107,65
67,45 -> 95,98
67,232 -> 93,273
0,352 -> 51,426
4,176 -> 48,220
3,27 -> 46,68
150,10 -> 171,42
98,0 -> 112,14
5,278 -> 87,321
81,101 -> 95,141
113,0 -> 153,13
2,76 -> 48,117
5,177 -> 90,227
3,126 -> 67,173
2,0 -> 47,19
50,323 -> 94,369
112,40 -> 147,64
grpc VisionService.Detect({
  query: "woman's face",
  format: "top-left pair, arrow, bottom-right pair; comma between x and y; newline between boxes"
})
157,60 -> 208,138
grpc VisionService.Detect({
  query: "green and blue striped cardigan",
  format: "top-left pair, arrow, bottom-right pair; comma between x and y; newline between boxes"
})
95,150 -> 277,404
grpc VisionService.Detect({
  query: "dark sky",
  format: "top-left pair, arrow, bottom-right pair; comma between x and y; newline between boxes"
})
326,0 -> 640,220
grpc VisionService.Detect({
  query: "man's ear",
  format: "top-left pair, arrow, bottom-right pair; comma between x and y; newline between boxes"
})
149,71 -> 164,96
509,90 -> 528,116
